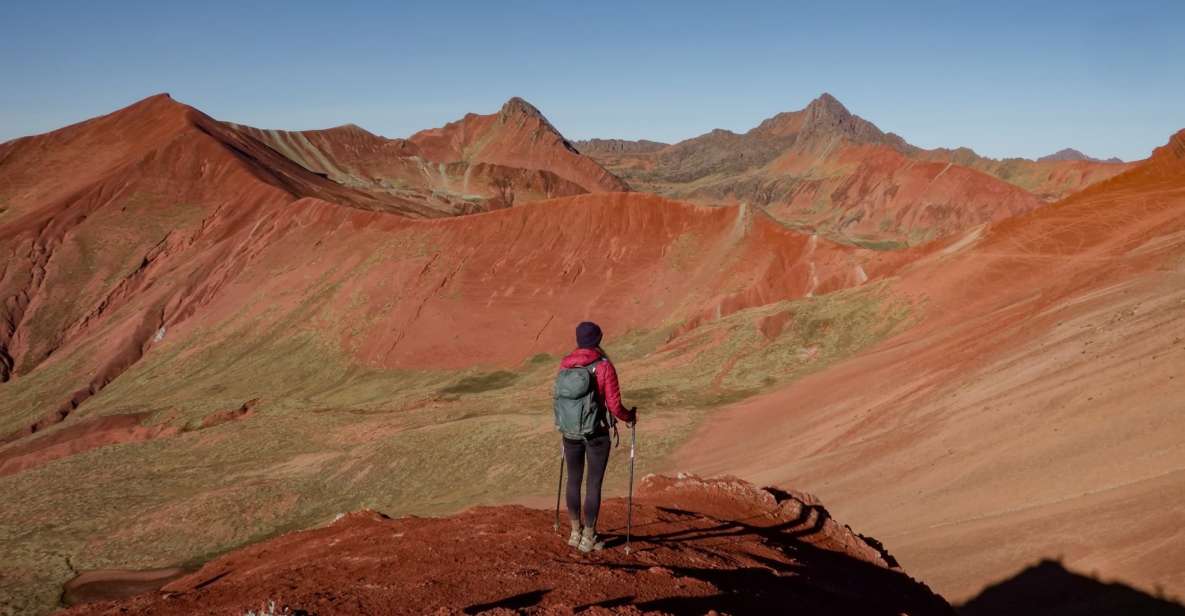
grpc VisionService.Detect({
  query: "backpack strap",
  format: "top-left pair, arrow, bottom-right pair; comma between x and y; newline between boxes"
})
579,360 -> 618,445
588,359 -> 620,448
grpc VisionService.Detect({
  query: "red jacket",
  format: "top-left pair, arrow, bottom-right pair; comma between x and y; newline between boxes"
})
560,348 -> 635,423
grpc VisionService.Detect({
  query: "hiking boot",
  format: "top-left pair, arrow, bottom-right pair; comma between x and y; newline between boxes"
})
567,520 -> 582,548
578,525 -> 604,553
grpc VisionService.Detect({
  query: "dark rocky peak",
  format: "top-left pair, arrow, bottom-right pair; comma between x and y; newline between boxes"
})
499,97 -> 547,122
1037,148 -> 1124,163
802,92 -> 852,123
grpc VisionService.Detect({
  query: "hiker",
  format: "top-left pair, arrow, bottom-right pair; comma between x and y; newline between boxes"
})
554,321 -> 637,552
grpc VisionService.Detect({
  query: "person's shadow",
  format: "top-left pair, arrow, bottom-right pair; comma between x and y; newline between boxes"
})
590,497 -> 954,615
957,558 -> 1185,616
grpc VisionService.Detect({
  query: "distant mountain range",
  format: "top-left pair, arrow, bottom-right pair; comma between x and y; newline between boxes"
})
575,93 -> 1133,245
1036,147 -> 1124,163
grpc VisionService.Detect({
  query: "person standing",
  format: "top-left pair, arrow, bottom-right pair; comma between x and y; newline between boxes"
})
553,321 -> 636,552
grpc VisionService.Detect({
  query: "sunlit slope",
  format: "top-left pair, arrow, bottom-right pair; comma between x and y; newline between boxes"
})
675,129 -> 1185,601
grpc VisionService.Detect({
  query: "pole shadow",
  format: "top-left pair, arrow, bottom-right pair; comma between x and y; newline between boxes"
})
462,588 -> 550,614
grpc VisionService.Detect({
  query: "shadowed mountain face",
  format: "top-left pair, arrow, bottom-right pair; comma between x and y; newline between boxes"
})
958,559 -> 1185,616
577,94 -> 1133,245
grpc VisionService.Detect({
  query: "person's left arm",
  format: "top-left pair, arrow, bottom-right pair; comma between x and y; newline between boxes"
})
598,359 -> 636,423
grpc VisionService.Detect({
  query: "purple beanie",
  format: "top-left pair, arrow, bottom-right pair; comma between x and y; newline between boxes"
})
576,321 -> 603,349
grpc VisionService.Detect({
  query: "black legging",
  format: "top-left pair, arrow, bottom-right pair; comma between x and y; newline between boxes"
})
563,434 -> 611,527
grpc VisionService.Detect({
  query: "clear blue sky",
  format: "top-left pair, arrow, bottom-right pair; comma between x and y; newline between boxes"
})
2,1 -> 1182,161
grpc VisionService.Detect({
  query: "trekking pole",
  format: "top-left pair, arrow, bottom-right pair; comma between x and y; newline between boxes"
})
554,444 -> 564,533
624,421 -> 637,554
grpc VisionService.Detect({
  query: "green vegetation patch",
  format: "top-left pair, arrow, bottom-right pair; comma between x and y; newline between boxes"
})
524,352 -> 555,366
440,371 -> 520,395
618,282 -> 914,411
846,236 -> 909,251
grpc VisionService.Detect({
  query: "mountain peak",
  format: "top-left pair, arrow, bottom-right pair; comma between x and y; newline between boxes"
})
805,92 -> 851,118
499,96 -> 546,121
750,92 -> 899,150
81,92 -> 198,136
1037,148 -> 1124,163
119,92 -> 187,115
1150,128 -> 1185,165
801,92 -> 858,129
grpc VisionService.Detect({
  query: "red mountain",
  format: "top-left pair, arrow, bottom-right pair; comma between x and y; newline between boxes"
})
1036,147 -> 1124,163
234,97 -> 627,215
409,97 -> 629,195
578,94 -> 1132,245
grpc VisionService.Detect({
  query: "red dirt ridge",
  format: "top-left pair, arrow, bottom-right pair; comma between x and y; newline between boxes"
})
61,475 -> 953,615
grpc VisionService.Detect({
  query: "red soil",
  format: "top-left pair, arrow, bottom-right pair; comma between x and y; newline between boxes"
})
60,475 -> 952,615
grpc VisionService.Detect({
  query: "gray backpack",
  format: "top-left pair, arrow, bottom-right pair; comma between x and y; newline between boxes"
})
554,362 -> 608,439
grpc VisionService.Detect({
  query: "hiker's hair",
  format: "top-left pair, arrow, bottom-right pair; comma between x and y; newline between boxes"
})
596,346 -> 611,361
